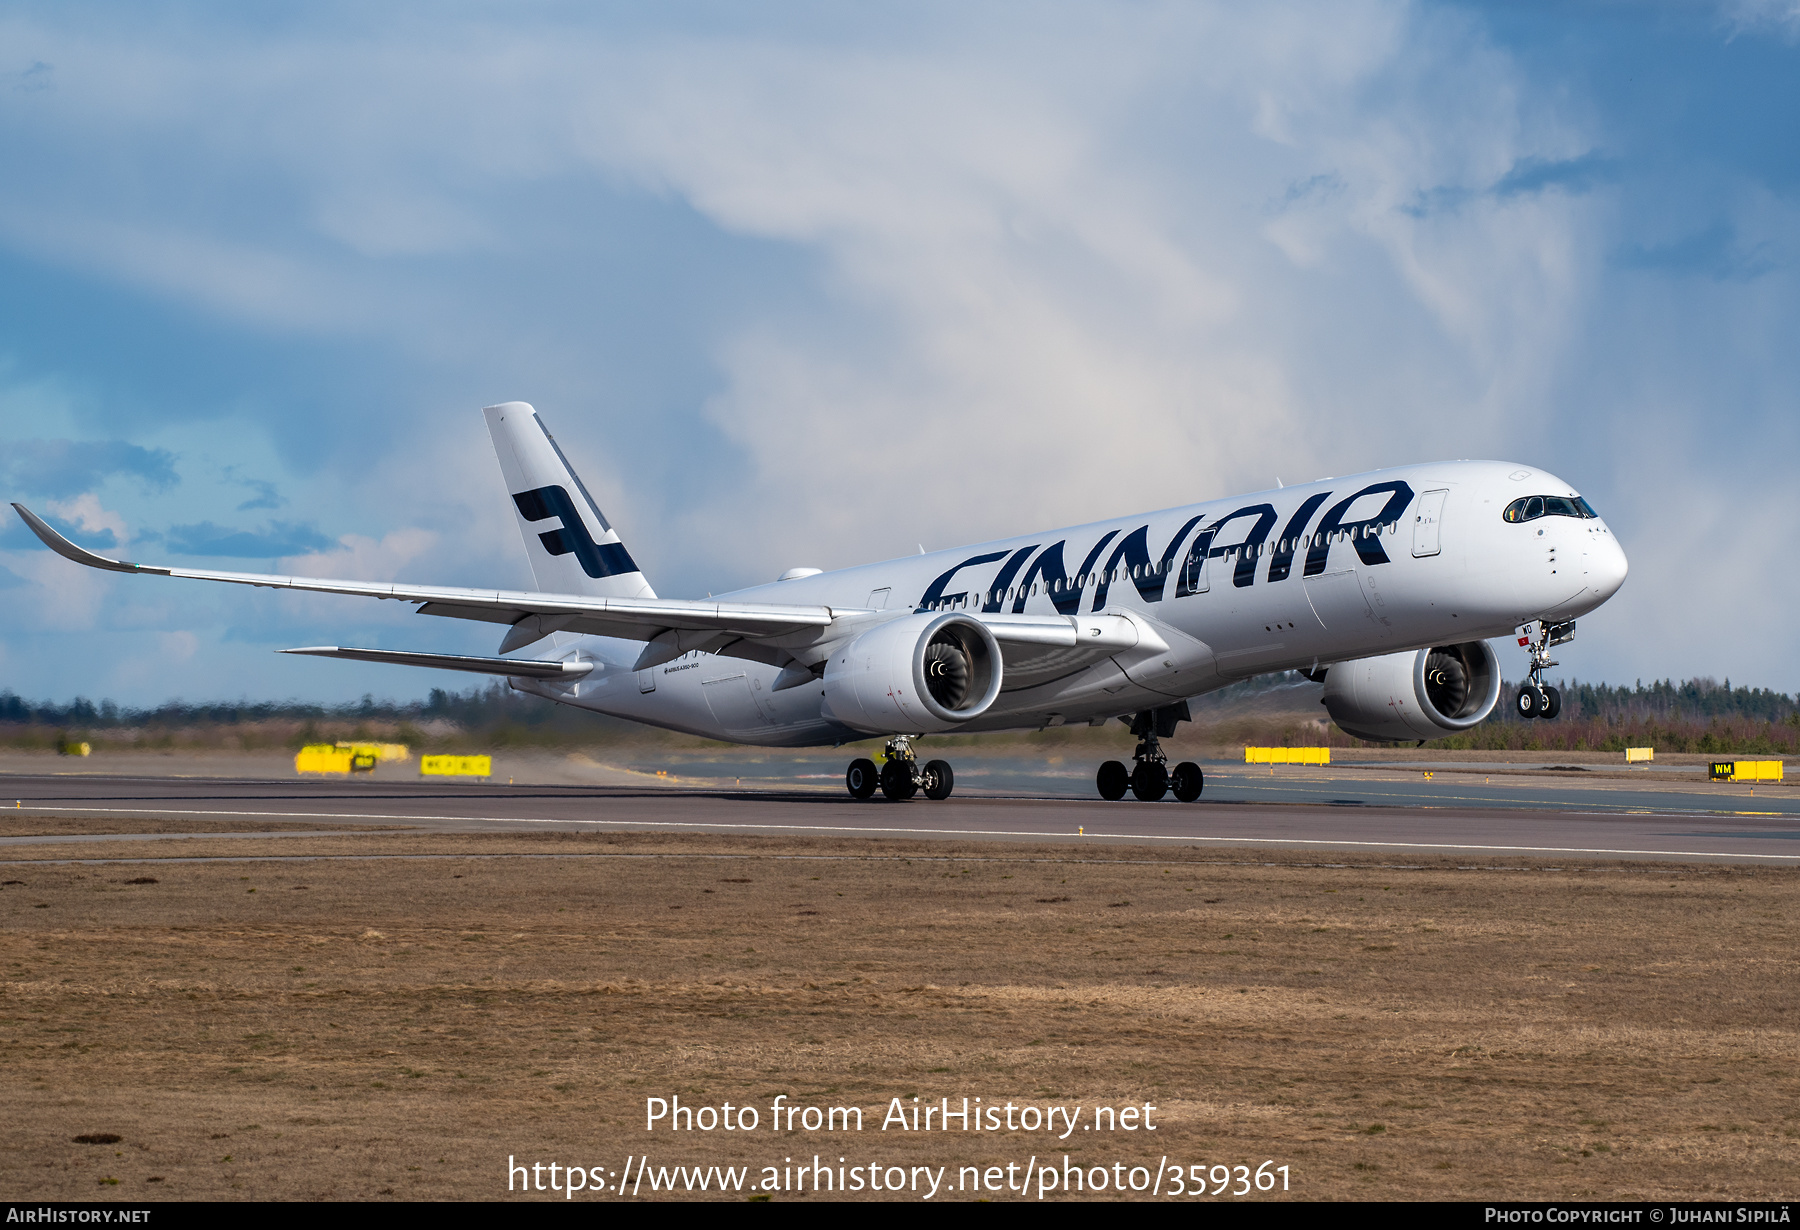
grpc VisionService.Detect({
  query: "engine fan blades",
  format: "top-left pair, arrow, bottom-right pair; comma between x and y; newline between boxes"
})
1423,651 -> 1469,715
923,638 -> 971,709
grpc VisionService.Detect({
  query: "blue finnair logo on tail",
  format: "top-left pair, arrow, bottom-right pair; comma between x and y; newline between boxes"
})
512,485 -> 638,579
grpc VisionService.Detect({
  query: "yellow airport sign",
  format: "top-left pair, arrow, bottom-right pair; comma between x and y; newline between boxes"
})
1245,746 -> 1330,765
336,741 -> 410,763
420,755 -> 493,778
298,742 -> 405,774
296,745 -> 354,774
1625,747 -> 1654,763
1710,760 -> 1784,782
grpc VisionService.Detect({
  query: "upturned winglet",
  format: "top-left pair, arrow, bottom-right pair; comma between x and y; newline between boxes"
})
9,504 -> 169,576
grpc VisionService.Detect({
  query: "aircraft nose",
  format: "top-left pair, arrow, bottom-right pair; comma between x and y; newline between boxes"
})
1592,530 -> 1628,601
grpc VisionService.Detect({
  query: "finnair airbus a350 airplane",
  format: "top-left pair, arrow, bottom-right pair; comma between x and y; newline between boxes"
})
13,402 -> 1627,803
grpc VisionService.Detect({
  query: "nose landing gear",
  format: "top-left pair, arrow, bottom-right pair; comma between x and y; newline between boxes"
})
846,737 -> 956,801
1515,619 -> 1573,720
1097,704 -> 1204,802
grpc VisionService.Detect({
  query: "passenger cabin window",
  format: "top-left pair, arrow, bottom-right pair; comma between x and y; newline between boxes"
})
1504,494 -> 1598,523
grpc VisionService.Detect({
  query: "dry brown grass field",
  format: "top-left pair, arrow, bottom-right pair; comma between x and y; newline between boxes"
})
2,828 -> 1797,1201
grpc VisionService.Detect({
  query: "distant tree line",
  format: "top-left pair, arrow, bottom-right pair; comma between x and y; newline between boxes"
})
0,683 -> 646,751
1195,671 -> 1800,754
1202,671 -> 1797,721
0,684 -> 629,728
1521,677 -> 1796,724
3,672 -> 1799,755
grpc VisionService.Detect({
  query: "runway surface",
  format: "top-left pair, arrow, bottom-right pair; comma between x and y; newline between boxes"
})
6,765 -> 1800,863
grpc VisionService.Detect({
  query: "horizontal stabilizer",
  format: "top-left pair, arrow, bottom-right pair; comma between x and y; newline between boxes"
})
280,646 -> 594,679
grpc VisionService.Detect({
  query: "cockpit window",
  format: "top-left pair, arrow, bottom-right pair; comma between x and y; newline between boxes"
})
1503,494 -> 1598,523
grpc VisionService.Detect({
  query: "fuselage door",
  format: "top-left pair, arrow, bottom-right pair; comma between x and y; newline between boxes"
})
867,588 -> 891,609
1412,489 -> 1448,558
1182,546 -> 1210,594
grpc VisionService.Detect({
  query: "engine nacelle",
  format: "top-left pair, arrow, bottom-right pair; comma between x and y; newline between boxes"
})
1321,640 -> 1502,743
821,612 -> 1003,734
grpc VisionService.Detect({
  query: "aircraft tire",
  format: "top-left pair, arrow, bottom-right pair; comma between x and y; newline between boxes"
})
1170,761 -> 1204,802
1096,760 -> 1129,801
1515,687 -> 1540,719
880,758 -> 918,801
846,758 -> 878,800
922,759 -> 955,800
1542,685 -> 1562,720
1130,761 -> 1169,802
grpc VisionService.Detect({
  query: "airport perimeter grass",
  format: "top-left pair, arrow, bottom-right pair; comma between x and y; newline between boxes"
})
3,830 -> 1798,1201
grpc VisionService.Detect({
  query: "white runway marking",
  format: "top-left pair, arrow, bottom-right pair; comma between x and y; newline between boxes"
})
10,804 -> 1800,862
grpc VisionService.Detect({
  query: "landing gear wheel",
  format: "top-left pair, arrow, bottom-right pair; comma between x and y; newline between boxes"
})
879,758 -> 918,801
1516,620 -> 1573,728
1130,761 -> 1169,802
1096,760 -> 1129,801
1170,761 -> 1205,802
922,759 -> 955,801
845,758 -> 878,800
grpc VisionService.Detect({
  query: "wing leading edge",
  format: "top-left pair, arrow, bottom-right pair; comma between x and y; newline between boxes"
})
9,503 -> 837,648
11,503 -> 1170,682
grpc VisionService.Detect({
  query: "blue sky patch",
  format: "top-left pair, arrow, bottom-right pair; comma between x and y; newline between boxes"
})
0,439 -> 178,499
162,520 -> 336,559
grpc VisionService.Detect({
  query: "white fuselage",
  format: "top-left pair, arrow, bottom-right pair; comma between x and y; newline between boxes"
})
513,460 -> 1627,746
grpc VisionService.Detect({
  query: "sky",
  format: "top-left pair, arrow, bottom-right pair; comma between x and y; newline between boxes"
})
1,1 -> 1797,707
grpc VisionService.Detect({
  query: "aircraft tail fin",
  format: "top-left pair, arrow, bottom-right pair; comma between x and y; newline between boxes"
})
483,402 -> 656,602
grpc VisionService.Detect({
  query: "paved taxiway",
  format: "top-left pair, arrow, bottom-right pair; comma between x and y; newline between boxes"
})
5,768 -> 1800,863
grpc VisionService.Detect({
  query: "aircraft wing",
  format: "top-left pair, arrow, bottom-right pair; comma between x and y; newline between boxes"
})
10,504 -> 837,650
12,503 -> 1171,682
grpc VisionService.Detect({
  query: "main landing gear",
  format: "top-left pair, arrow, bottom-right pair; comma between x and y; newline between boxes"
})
1096,703 -> 1204,803
1514,619 -> 1574,721
845,736 -> 954,802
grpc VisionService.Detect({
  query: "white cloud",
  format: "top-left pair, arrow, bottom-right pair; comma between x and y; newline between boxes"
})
156,629 -> 198,663
44,493 -> 130,545
1720,0 -> 1800,39
283,527 -> 439,582
544,4 -> 1614,573
0,542 -> 109,632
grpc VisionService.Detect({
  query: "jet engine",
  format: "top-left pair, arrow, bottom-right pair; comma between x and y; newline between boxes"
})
1320,640 -> 1502,743
821,612 -> 1003,734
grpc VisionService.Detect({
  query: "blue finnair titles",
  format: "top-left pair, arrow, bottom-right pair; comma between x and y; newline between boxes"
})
11,401 -> 1627,804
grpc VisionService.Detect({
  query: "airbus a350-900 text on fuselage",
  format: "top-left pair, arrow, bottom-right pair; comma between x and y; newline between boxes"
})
12,402 -> 1628,803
